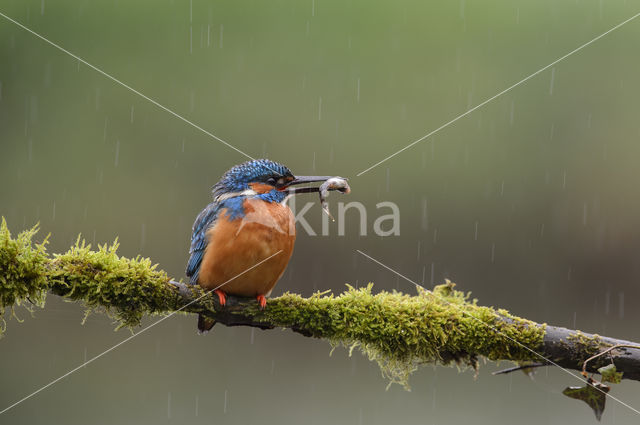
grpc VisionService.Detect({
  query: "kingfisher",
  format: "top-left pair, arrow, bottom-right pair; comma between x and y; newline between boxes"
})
186,159 -> 334,332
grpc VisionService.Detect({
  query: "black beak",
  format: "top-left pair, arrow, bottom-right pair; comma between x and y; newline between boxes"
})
285,175 -> 333,194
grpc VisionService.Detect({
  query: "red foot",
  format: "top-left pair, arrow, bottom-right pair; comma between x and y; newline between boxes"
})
257,295 -> 267,309
214,289 -> 227,306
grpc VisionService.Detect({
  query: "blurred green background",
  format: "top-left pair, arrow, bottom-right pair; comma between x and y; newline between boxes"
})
2,0 -> 640,423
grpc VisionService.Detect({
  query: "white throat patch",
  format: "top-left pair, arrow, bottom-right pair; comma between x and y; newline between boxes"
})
214,189 -> 258,202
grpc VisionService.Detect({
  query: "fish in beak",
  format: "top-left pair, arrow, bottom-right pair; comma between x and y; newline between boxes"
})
285,176 -> 351,219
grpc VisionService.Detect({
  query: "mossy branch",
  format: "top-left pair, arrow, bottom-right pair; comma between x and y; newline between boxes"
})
1,219 -> 639,388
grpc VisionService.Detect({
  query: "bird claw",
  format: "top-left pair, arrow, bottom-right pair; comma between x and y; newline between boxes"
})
214,289 -> 227,306
257,294 -> 267,309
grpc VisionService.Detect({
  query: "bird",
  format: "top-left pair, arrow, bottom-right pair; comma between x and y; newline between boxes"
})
186,159 -> 334,332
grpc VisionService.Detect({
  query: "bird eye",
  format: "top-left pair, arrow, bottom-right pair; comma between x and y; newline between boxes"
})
266,177 -> 277,186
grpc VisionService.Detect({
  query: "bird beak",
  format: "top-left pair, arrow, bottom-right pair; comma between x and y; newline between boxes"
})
284,175 -> 333,194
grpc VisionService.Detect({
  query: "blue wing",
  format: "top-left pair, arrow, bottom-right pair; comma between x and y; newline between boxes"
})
186,202 -> 221,284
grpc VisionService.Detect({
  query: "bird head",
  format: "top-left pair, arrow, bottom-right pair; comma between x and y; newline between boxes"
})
212,159 -> 333,202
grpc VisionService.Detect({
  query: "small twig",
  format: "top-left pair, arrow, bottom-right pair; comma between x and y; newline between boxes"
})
582,344 -> 640,378
492,362 -> 548,376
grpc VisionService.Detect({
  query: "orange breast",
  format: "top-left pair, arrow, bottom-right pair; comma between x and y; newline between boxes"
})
197,198 -> 296,297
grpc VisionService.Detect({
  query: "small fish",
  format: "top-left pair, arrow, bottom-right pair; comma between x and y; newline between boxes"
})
319,177 -> 351,220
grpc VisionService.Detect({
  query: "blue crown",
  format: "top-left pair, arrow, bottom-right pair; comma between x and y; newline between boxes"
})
212,159 -> 293,196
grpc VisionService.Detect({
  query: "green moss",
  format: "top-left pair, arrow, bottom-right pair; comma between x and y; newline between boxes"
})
0,219 -> 548,388
263,282 -> 545,388
49,237 -> 180,328
0,219 -> 50,336
0,219 -> 181,332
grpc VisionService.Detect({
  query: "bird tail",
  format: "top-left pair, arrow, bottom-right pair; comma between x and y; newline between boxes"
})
197,314 -> 216,334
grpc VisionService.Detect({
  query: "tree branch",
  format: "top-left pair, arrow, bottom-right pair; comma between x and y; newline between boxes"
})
1,219 -> 639,387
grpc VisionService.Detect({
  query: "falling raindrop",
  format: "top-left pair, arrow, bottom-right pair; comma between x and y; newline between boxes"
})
474,221 -> 478,240
83,347 -> 87,364
312,152 -> 316,171
52,202 -> 56,221
549,68 -> 555,95
41,0 -> 45,15
182,139 -> 185,152
430,262 -> 435,286
167,392 -> 171,419
311,0 -> 315,16
549,124 -> 554,141
114,140 -> 120,167
500,180 -> 505,196
44,63 -> 51,87
509,101 -> 514,125
318,97 -> 322,120
219,25 -> 224,48
421,198 -> 428,230
190,25 -> 193,54
459,0 -> 465,19
491,243 -> 495,262
103,116 -> 108,141
540,223 -> 545,238
223,389 -> 228,414
250,328 -> 255,344
433,228 -> 438,244
356,78 -> 360,103
140,223 -> 146,249
618,292 -> 624,319
604,290 -> 610,315
572,311 -> 577,328
207,25 -> 211,47
567,266 -> 572,281
562,171 -> 566,189
582,203 -> 587,226
385,168 -> 390,192
30,95 -> 38,124
28,138 -> 33,162
130,106 -> 134,123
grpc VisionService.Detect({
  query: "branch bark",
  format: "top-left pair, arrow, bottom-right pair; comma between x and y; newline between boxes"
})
1,220 -> 639,386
